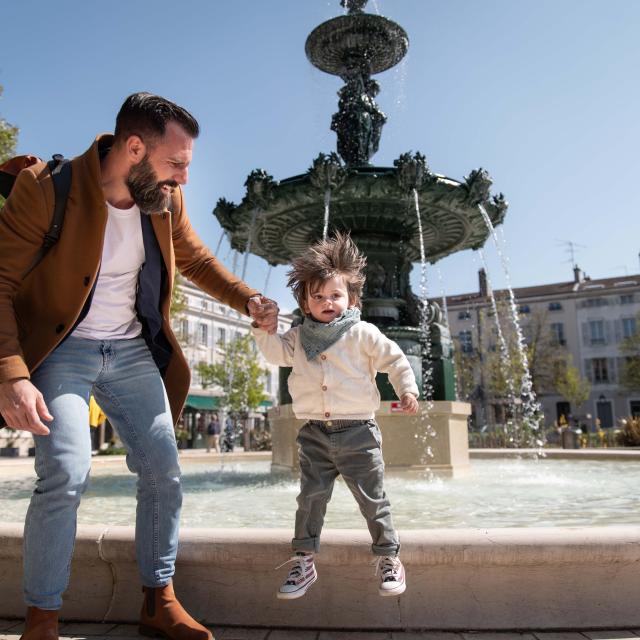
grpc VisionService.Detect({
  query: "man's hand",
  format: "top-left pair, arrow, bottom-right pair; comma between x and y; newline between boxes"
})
400,393 -> 419,415
247,295 -> 279,335
0,378 -> 52,435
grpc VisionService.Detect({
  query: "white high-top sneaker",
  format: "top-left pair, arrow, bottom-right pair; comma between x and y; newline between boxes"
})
376,555 -> 406,597
276,553 -> 317,600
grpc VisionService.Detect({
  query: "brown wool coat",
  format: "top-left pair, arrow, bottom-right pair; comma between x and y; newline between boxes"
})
0,135 -> 258,424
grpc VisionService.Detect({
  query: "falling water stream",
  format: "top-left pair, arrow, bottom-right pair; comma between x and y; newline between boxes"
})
322,188 -> 332,239
241,208 -> 259,281
477,204 -> 544,449
436,266 -> 459,400
412,189 -> 437,464
478,248 -> 519,430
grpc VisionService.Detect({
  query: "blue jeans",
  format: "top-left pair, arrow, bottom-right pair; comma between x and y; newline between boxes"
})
24,336 -> 181,610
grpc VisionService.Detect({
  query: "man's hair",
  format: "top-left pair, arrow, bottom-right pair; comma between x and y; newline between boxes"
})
114,92 -> 200,144
287,232 -> 367,310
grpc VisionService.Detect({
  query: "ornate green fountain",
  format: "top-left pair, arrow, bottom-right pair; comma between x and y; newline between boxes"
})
214,0 -> 507,473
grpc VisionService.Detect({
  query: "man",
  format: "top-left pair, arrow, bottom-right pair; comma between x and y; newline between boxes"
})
206,413 -> 221,453
0,93 -> 278,640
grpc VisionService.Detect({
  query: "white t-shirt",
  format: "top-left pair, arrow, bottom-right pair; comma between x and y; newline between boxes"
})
73,202 -> 145,340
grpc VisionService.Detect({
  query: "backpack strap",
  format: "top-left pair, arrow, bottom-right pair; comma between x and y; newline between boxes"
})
42,155 -> 72,249
24,155 -> 72,276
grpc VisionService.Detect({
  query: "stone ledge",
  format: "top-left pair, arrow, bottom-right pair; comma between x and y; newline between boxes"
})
1,524 -> 639,630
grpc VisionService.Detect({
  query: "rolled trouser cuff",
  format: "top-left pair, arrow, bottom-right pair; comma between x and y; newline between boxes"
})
292,536 -> 320,553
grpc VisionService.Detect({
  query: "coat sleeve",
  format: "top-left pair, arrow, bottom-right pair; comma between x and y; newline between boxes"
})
171,188 -> 259,315
251,325 -> 297,367
362,324 -> 419,399
0,165 -> 50,382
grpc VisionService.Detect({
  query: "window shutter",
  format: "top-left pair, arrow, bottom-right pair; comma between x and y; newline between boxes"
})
615,319 -> 622,343
608,357 -> 617,383
604,320 -> 613,345
584,359 -> 593,382
582,322 -> 590,346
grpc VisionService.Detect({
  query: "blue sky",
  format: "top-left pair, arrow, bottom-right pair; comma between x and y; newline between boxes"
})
2,0 -> 639,312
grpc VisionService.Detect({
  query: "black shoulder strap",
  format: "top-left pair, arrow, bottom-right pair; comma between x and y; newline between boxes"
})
42,155 -> 72,249
23,155 -> 72,277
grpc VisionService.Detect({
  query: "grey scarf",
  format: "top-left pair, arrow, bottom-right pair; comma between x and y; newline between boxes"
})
300,307 -> 361,361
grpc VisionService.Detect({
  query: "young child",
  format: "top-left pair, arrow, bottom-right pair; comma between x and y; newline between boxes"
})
252,232 -> 419,600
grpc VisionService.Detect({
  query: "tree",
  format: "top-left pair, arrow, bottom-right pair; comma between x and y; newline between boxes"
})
0,86 -> 19,207
620,312 -> 640,392
196,334 -> 268,415
555,355 -> 591,414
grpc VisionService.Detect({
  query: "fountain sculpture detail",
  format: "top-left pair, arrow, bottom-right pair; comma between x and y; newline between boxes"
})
214,0 -> 507,474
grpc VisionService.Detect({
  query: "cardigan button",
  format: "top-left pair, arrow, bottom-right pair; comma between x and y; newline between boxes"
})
322,385 -> 327,391
320,354 -> 327,360
324,412 -> 330,418
83,276 -> 91,286
55,324 -> 65,334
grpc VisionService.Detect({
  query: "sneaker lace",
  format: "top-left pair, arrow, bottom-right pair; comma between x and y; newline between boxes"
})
373,556 -> 401,581
275,555 -> 311,585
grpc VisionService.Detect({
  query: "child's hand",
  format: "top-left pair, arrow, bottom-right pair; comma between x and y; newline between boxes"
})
400,393 -> 419,415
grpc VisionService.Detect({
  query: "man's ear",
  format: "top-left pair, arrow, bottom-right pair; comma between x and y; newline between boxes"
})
125,135 -> 146,164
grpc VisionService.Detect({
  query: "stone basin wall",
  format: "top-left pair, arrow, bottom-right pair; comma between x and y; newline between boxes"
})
0,523 -> 639,630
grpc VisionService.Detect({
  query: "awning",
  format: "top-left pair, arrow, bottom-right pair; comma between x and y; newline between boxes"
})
184,394 -> 221,410
259,400 -> 273,408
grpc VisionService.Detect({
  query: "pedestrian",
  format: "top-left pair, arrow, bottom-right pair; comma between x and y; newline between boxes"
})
252,232 -> 419,600
0,92 -> 278,640
222,414 -> 235,452
206,413 -> 221,453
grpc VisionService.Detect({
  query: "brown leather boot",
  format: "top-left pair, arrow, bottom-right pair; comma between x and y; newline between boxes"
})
139,582 -> 213,639
20,606 -> 59,640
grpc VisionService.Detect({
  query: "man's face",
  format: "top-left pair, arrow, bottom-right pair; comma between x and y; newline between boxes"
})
126,121 -> 193,214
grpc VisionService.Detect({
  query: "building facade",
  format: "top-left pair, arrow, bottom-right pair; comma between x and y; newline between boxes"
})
445,267 -> 640,430
172,276 -> 292,432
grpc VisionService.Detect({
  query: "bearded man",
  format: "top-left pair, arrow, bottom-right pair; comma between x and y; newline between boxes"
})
0,92 -> 278,640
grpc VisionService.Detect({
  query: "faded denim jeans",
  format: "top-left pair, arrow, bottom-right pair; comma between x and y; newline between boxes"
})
24,336 -> 181,610
293,419 -> 400,556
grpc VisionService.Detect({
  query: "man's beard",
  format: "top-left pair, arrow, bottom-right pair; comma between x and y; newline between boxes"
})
126,155 -> 178,215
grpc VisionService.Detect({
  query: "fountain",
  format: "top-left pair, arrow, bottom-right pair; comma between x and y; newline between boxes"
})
213,0 -> 507,474
1,5 -> 637,632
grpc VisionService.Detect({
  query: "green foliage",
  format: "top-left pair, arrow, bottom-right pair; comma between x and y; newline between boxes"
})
196,334 -> 268,414
555,355 -> 591,410
170,274 -> 188,319
0,86 -> 19,208
616,417 -> 640,447
619,313 -> 640,392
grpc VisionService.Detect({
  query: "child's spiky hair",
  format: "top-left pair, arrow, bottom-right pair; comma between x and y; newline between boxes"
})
287,232 -> 367,310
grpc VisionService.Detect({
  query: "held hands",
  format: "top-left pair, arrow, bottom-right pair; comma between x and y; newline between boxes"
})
401,393 -> 419,415
0,378 -> 52,435
247,295 -> 279,335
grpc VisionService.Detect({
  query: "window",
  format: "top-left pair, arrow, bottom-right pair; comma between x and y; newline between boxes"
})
592,358 -> 609,383
180,319 -> 189,340
458,310 -> 471,320
583,298 -> 608,308
458,330 -> 473,353
218,305 -> 226,315
518,305 -> 530,314
620,294 -> 634,305
589,320 -> 605,345
217,327 -> 226,345
201,300 -> 208,311
622,317 -> 637,339
548,302 -> 563,311
550,322 -> 565,345
198,323 -> 208,346
630,401 -> 640,418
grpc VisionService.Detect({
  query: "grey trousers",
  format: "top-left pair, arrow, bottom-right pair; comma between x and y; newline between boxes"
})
292,419 -> 400,556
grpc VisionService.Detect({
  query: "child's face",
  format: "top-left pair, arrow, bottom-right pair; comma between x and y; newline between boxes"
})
304,275 -> 352,323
